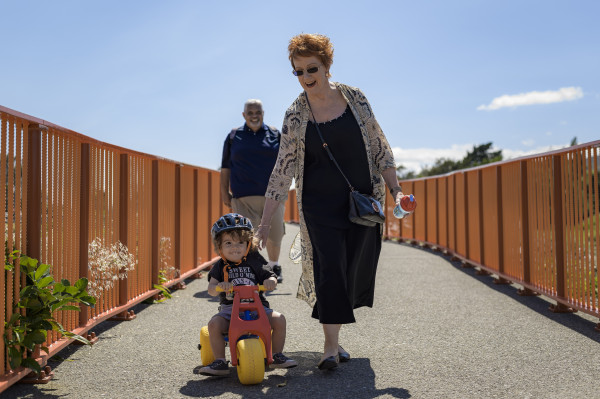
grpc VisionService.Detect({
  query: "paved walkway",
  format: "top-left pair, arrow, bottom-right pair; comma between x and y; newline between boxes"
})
5,224 -> 600,399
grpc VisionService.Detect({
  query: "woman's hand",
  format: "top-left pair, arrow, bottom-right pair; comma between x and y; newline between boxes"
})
394,191 -> 405,205
256,224 -> 271,250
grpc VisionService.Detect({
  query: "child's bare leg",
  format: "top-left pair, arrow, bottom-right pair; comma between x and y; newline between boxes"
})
207,315 -> 229,359
267,311 -> 286,353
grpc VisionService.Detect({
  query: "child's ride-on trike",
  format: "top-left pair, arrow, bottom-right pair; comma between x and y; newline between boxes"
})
199,285 -> 272,385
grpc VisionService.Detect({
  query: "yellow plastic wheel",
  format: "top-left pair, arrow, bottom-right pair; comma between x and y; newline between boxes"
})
236,338 -> 265,385
200,326 -> 215,366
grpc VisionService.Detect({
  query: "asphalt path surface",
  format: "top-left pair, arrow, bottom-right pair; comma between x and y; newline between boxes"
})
4,223 -> 600,399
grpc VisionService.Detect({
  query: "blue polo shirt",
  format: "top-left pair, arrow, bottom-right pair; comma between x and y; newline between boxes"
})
221,123 -> 281,198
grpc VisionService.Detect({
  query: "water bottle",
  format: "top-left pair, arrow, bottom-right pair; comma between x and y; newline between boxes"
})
393,194 -> 417,219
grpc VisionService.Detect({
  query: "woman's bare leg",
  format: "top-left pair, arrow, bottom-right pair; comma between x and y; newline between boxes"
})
322,323 -> 341,361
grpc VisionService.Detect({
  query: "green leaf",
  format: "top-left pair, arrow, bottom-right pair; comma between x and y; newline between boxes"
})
39,320 -> 53,331
51,299 -> 71,312
20,285 -> 36,298
28,330 -> 47,345
53,282 -> 66,293
62,331 -> 92,346
34,263 -> 51,281
61,279 -> 71,287
49,320 -> 65,332
58,305 -> 81,312
65,286 -> 79,296
79,296 -> 97,306
22,336 -> 36,350
8,313 -> 21,326
154,284 -> 172,298
38,276 -> 54,288
25,257 -> 38,272
8,347 -> 23,369
74,278 -> 88,291
23,298 -> 42,310
21,357 -> 41,374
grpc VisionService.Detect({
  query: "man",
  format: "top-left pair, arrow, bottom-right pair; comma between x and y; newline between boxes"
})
220,99 -> 286,281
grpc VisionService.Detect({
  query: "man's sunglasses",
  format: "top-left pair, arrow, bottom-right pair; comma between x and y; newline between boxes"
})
292,66 -> 320,76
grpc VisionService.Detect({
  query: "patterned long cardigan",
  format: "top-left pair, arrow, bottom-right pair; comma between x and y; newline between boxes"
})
266,82 -> 396,307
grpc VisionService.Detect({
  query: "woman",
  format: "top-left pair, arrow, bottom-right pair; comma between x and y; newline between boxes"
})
256,33 -> 408,370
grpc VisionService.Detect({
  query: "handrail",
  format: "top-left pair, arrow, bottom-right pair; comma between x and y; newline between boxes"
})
0,105 -> 299,391
384,140 -> 600,324
2,103 -> 598,391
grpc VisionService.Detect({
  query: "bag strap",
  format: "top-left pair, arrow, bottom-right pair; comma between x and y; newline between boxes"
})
305,92 -> 356,192
228,128 -> 237,143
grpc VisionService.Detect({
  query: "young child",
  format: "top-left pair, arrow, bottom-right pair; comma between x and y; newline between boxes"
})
199,213 -> 297,376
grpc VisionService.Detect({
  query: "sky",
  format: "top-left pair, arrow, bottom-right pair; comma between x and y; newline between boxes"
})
1,0 -> 598,174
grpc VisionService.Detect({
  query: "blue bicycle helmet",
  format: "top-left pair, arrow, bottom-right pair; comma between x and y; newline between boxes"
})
211,213 -> 253,240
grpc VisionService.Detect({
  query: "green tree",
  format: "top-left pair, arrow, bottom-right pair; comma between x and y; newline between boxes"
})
419,158 -> 460,177
417,142 -> 503,178
396,164 -> 417,180
459,143 -> 502,169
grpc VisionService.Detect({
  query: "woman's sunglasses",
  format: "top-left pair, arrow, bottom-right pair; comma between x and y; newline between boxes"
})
292,66 -> 320,76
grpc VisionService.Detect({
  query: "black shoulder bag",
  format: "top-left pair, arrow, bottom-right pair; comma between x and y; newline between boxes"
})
305,94 -> 385,227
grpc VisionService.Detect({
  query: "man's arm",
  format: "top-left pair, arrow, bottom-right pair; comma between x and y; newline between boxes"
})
220,168 -> 232,208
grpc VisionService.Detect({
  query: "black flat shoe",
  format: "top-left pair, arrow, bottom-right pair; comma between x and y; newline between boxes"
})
317,355 -> 339,370
338,347 -> 350,363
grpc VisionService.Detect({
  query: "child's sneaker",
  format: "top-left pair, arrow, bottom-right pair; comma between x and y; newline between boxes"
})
270,352 -> 297,369
199,359 -> 230,376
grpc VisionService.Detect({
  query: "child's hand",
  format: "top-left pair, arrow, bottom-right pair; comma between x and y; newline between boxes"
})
218,281 -> 233,292
263,278 -> 277,291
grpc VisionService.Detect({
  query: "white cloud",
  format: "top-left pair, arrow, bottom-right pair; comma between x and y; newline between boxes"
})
392,144 -> 472,173
477,87 -> 583,111
393,143 -> 570,174
502,144 -> 570,160
521,139 -> 534,146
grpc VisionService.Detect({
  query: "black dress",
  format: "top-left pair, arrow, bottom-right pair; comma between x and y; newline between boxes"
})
302,105 -> 382,324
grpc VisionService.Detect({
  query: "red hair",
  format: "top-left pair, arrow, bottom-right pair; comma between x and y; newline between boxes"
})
288,33 -> 334,76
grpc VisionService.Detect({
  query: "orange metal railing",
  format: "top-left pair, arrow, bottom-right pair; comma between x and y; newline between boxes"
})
2,103 -> 599,390
0,105 -> 295,391
384,140 -> 600,324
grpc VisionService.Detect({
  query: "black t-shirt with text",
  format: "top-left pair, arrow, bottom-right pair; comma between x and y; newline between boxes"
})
208,251 -> 275,307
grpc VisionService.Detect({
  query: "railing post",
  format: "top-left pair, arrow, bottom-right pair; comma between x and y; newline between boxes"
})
172,164 -> 186,289
462,172 -> 471,267
423,180 -> 428,245
445,175 -> 449,251
151,160 -> 159,291
518,160 -> 537,296
475,169 -> 490,275
109,154 -> 136,321
434,178 -> 439,248
78,143 -> 90,325
175,165 -> 181,273
494,166 -> 509,284
193,169 -> 198,268
118,154 -> 129,306
550,155 -> 573,312
26,124 -> 43,261
479,170 -> 484,263
452,174 -> 458,258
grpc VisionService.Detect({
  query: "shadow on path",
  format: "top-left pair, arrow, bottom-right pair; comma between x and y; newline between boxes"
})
181,351 -> 411,399
409,243 -> 600,343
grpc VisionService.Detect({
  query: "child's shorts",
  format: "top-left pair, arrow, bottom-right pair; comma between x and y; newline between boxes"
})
216,304 -> 273,321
